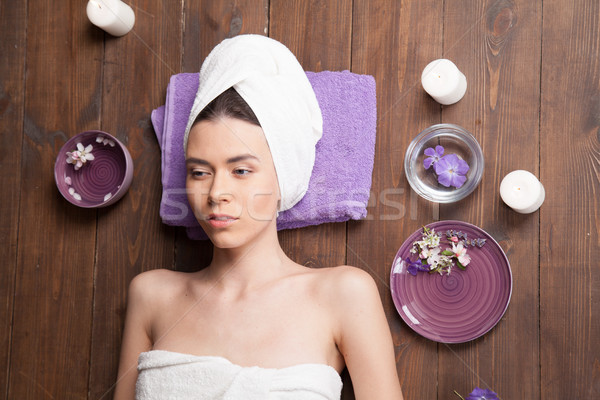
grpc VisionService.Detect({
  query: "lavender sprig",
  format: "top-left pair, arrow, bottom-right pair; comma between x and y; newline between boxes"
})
445,229 -> 486,248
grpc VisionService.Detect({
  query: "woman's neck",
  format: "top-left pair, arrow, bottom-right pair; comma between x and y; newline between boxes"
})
205,228 -> 294,294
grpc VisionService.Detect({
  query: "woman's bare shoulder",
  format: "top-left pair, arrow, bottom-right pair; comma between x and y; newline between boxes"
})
128,268 -> 189,301
307,266 -> 383,340
129,268 -> 187,286
308,265 -> 380,302
311,264 -> 375,284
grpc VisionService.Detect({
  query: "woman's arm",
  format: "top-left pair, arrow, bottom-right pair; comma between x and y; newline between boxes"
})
113,273 -> 155,400
332,266 -> 404,400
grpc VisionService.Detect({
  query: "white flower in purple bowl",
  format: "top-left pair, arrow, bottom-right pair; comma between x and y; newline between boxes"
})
66,143 -> 95,170
96,134 -> 115,147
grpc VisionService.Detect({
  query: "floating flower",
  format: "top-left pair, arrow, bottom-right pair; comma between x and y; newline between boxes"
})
467,387 -> 499,400
423,146 -> 470,188
66,143 -> 94,170
434,153 -> 470,188
454,387 -> 499,400
68,187 -> 82,201
423,145 -> 445,169
96,134 -> 115,147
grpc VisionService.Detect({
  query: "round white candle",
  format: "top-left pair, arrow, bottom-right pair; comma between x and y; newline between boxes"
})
86,0 -> 135,37
500,170 -> 545,214
421,59 -> 467,105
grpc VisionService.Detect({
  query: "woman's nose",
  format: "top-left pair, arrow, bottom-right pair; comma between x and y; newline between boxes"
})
207,173 -> 233,204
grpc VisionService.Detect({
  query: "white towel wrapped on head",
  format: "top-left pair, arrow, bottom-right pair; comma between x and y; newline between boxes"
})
183,34 -> 323,212
135,350 -> 342,400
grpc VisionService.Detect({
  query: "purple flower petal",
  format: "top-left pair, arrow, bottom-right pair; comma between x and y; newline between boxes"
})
433,154 -> 469,188
436,170 -> 453,187
424,147 -> 436,157
405,257 -> 429,275
466,387 -> 499,400
423,157 -> 434,169
456,157 -> 470,175
423,146 -> 445,170
433,155 -> 448,174
452,173 -> 467,188
407,264 -> 418,276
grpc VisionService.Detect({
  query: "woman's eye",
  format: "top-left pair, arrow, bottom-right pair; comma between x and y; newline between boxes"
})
234,168 -> 251,176
190,170 -> 208,178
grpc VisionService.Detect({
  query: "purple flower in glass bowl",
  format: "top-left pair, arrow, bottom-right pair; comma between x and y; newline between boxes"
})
434,153 -> 470,188
423,145 -> 444,169
454,387 -> 499,400
465,387 -> 499,400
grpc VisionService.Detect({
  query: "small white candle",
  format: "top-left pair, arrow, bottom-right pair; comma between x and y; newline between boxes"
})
86,0 -> 135,37
500,170 -> 545,214
421,59 -> 467,105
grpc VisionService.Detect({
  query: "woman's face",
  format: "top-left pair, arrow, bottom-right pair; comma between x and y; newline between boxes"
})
185,117 -> 280,248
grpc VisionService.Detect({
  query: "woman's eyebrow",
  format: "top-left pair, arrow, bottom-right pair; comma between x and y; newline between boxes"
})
226,154 -> 259,164
185,154 -> 259,166
185,157 -> 210,166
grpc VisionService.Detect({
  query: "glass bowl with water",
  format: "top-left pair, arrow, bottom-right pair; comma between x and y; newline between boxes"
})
404,124 -> 484,203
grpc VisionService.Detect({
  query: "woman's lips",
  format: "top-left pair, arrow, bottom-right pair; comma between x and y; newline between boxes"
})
206,214 -> 238,228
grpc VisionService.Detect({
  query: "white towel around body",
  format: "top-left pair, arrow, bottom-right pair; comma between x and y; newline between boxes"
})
135,350 -> 342,400
183,34 -> 323,212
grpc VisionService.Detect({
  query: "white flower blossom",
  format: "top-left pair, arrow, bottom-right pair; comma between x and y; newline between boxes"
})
451,242 -> 471,266
66,143 -> 94,170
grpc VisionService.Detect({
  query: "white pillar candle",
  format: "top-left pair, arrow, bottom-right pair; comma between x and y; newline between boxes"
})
500,170 -> 545,214
86,0 -> 135,37
421,59 -> 467,105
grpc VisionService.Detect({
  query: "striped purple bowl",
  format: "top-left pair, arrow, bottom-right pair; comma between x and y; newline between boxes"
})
390,220 -> 512,343
54,130 -> 133,208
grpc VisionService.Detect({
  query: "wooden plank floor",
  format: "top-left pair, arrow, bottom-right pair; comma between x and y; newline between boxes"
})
1,0 -> 598,399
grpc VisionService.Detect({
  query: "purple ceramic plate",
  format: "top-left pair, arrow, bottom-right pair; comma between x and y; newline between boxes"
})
390,220 -> 512,343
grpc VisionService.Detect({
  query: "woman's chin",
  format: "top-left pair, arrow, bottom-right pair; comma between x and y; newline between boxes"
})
205,231 -> 244,249
200,219 -> 275,250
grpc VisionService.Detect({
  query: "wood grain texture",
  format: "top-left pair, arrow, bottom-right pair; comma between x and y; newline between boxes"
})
540,0 -> 600,398
349,0 -> 441,398
1,1 -> 599,398
0,1 -> 26,397
182,0 -> 269,73
7,2 -> 103,398
87,1 -> 184,398
437,1 -> 542,399
269,0 -> 352,71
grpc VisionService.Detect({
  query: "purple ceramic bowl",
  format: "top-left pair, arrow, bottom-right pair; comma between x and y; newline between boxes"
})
54,130 -> 133,208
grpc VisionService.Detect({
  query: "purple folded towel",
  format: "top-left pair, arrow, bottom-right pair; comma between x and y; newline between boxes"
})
152,70 -> 376,240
